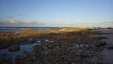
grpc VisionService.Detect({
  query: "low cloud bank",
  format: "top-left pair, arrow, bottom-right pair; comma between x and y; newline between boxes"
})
0,19 -> 113,28
0,19 -> 45,27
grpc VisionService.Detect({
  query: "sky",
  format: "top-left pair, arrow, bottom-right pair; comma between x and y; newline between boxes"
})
0,0 -> 113,27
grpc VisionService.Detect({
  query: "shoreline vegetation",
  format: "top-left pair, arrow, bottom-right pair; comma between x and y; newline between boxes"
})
0,27 -> 111,64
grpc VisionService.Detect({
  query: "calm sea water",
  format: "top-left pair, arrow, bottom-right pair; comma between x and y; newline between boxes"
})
0,27 -> 59,32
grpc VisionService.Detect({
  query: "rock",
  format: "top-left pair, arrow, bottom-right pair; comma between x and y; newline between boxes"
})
37,40 -> 41,43
98,62 -> 103,64
97,36 -> 107,40
108,46 -> 113,49
96,41 -> 107,47
8,45 -> 20,52
11,59 -> 16,64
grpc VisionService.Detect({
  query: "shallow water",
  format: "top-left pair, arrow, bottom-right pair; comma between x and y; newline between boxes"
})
0,38 -> 90,61
0,43 -> 39,60
0,38 -> 54,60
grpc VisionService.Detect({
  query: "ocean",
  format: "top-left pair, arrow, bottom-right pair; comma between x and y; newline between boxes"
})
0,27 -> 59,32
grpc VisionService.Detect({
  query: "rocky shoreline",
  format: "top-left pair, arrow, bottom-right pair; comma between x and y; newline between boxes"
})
0,28 -> 110,64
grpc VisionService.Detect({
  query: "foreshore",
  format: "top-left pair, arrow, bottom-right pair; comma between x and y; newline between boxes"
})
0,28 -> 112,64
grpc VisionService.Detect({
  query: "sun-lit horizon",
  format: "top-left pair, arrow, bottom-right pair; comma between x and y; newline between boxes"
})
0,0 -> 113,27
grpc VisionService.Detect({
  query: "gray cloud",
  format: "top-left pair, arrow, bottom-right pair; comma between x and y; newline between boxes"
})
7,16 -> 16,19
0,19 -> 45,27
99,21 -> 113,27
0,19 -> 113,27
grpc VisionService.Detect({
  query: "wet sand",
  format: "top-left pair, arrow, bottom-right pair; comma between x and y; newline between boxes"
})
91,28 -> 113,64
100,29 -> 113,64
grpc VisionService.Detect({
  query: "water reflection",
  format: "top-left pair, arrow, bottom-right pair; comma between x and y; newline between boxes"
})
0,43 -> 38,60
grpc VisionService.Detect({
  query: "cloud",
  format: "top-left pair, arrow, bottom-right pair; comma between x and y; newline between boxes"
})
0,19 -> 45,27
99,21 -> 113,27
7,12 -> 27,19
0,18 -> 113,27
74,21 -> 113,28
58,21 -> 113,28
7,16 -> 16,18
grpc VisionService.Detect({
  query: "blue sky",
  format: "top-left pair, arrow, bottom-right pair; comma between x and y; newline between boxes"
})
0,0 -> 113,27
